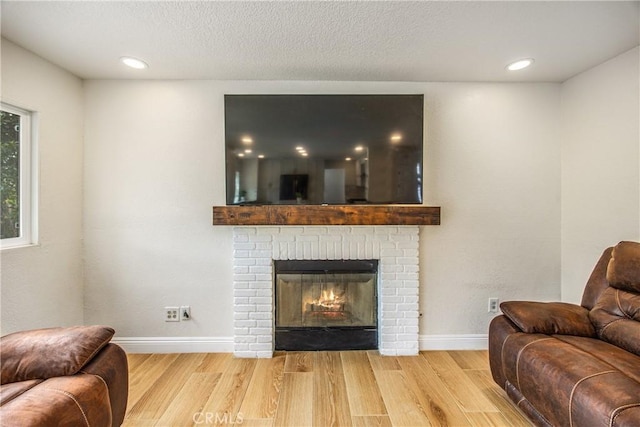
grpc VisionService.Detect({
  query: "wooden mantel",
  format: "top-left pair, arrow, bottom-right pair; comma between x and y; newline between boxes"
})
212,205 -> 440,226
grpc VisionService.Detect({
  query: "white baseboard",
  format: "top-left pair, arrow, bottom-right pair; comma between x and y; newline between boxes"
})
419,334 -> 488,350
113,334 -> 487,353
112,336 -> 233,353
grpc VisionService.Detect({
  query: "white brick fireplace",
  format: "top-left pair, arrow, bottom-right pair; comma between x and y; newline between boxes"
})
232,225 -> 420,357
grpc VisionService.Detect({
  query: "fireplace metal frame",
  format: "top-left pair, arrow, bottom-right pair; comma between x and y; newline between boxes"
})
274,259 -> 379,351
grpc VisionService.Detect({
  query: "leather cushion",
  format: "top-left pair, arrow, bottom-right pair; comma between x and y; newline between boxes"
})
0,379 -> 43,406
590,287 -> 640,356
500,301 -> 596,337
501,335 -> 640,427
0,374 -> 112,427
553,335 -> 640,384
607,241 -> 640,293
1,326 -> 114,385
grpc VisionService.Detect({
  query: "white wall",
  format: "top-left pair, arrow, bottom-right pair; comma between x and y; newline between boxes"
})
561,47 -> 640,303
421,83 -> 561,335
0,39 -> 85,334
83,81 -> 233,338
83,80 -> 562,341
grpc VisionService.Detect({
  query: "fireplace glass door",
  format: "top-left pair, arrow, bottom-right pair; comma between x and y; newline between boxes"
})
274,260 -> 378,351
277,273 -> 376,327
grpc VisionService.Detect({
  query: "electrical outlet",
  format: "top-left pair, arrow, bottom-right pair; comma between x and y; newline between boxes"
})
180,306 -> 191,321
165,307 -> 180,322
488,298 -> 499,313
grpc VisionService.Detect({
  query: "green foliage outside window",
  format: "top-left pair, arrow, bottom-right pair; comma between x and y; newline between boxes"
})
1,110 -> 20,239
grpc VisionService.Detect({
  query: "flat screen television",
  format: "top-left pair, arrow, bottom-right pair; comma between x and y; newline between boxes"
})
224,94 -> 424,205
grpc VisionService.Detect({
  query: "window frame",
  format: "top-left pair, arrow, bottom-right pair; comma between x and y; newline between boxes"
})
1,102 -> 38,249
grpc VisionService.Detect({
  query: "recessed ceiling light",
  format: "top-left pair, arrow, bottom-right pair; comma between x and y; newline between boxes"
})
258,155 -> 265,159
345,157 -> 352,161
390,134 -> 402,142
120,56 -> 148,69
295,146 -> 305,151
506,58 -> 534,71
244,149 -> 252,154
354,145 -> 364,152
241,137 -> 253,144
238,153 -> 245,157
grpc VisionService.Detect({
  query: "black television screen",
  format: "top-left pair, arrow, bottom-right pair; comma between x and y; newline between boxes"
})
224,94 -> 423,205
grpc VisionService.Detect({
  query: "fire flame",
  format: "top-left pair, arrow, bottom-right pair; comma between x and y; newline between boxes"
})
311,288 -> 344,311
322,289 -> 341,305
302,285 -> 349,321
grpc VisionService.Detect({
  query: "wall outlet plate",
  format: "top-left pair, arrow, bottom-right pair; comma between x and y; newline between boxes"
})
180,306 -> 191,321
488,298 -> 499,313
165,307 -> 180,322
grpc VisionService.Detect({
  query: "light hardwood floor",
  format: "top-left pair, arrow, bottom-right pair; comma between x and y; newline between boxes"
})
123,350 -> 532,427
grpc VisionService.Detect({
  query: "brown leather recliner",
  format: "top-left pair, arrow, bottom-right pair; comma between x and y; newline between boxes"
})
489,241 -> 640,426
0,325 -> 128,426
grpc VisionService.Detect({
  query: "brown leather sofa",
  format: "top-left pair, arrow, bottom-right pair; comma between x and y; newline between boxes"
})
489,241 -> 640,426
0,325 -> 128,426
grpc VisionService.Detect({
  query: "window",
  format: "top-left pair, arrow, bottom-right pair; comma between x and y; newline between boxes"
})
1,103 -> 36,248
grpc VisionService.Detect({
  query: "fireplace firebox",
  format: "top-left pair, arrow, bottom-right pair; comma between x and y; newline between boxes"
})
274,259 -> 378,351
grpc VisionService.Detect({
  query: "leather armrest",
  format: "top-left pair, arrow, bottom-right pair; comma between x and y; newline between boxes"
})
1,326 -> 114,385
500,301 -> 596,337
81,343 -> 129,426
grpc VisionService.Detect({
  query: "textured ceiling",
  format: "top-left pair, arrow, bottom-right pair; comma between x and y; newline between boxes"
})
1,1 -> 638,82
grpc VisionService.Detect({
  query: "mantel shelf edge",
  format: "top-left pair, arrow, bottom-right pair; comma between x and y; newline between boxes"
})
212,205 -> 441,226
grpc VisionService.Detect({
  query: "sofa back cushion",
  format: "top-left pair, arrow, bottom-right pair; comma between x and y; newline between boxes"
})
589,287 -> 640,356
589,241 -> 640,356
606,241 -> 640,293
